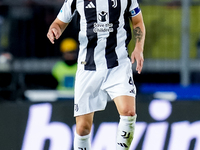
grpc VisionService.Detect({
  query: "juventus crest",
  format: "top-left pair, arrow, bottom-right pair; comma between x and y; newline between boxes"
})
111,0 -> 117,8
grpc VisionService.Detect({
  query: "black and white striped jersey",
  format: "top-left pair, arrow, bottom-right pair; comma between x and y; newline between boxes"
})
57,0 -> 141,71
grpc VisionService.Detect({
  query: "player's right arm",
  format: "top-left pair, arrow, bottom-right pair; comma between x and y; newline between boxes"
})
47,18 -> 68,44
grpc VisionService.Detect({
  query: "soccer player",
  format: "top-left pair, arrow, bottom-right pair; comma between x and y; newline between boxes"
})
47,0 -> 145,149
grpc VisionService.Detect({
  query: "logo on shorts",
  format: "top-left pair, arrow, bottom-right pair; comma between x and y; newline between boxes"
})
129,77 -> 133,85
74,104 -> 79,112
130,89 -> 135,94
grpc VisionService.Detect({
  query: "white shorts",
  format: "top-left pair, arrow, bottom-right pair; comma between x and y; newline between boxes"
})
74,61 -> 136,116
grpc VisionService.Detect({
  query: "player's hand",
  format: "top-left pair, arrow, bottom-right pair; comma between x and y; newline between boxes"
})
47,28 -> 61,44
131,48 -> 144,74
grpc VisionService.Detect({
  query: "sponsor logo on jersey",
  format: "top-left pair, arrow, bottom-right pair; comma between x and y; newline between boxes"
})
92,11 -> 114,33
98,11 -> 107,22
93,22 -> 113,33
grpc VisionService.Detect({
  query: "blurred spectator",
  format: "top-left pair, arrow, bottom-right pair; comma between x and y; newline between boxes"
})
52,38 -> 78,93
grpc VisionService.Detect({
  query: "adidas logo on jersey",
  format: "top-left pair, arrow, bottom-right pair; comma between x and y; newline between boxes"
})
85,2 -> 95,8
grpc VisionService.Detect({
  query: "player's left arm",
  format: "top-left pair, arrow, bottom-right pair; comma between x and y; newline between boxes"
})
131,12 -> 146,74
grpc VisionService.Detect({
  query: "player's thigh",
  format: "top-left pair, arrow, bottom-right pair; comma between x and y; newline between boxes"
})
114,95 -> 136,116
75,112 -> 94,136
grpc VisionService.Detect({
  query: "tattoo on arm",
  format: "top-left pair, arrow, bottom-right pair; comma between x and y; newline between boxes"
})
133,27 -> 143,42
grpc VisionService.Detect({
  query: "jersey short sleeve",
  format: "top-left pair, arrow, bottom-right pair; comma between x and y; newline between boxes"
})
129,0 -> 141,17
57,0 -> 76,23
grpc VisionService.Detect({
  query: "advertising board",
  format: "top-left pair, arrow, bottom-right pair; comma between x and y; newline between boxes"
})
0,99 -> 200,150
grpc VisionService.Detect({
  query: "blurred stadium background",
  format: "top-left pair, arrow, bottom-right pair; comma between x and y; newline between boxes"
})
0,0 -> 200,150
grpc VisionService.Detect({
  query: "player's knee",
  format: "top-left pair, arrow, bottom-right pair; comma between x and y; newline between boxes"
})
124,110 -> 136,116
120,107 -> 136,116
76,123 -> 91,136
